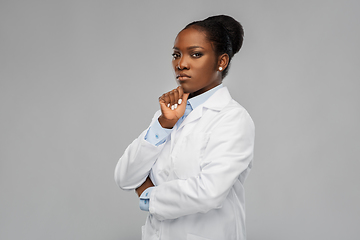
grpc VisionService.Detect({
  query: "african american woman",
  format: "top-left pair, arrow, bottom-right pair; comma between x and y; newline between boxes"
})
115,15 -> 255,240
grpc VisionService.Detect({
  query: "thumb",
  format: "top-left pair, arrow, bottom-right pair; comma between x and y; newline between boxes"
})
174,92 -> 189,119
182,93 -> 189,103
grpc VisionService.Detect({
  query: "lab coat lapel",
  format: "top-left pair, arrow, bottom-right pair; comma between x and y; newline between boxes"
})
170,106 -> 202,153
170,87 -> 232,151
202,87 -> 232,111
176,87 -> 232,130
178,105 -> 203,130
170,105 -> 202,151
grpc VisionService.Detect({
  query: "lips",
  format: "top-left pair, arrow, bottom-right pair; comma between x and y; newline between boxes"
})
176,73 -> 191,81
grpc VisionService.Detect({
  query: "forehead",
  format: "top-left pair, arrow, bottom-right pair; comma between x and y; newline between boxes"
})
173,27 -> 211,50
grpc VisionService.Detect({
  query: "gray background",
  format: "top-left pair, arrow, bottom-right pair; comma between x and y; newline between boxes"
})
1,0 -> 359,239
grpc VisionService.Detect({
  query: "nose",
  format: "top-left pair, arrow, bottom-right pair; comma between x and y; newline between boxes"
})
176,56 -> 189,70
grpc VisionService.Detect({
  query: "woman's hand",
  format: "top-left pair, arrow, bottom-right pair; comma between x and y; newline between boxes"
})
158,86 -> 189,129
135,176 -> 154,197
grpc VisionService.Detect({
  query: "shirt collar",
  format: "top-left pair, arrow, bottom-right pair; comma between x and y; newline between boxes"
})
187,84 -> 223,110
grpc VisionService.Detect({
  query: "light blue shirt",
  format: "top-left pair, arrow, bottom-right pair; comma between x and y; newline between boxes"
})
140,84 -> 223,211
139,187 -> 154,211
145,84 -> 223,146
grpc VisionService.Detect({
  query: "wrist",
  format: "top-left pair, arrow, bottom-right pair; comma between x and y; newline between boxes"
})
136,176 -> 154,197
158,115 -> 177,129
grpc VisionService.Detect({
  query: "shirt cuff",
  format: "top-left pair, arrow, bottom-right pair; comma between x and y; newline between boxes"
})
144,119 -> 173,146
139,187 -> 155,211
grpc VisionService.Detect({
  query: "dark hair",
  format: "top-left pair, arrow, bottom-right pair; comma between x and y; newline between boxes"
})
184,15 -> 244,78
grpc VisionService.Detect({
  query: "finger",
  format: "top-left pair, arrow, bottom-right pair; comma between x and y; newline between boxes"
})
182,92 -> 189,103
164,93 -> 171,108
158,94 -> 166,108
158,94 -> 165,103
177,86 -> 184,105
173,89 -> 179,109
169,90 -> 175,110
159,93 -> 171,108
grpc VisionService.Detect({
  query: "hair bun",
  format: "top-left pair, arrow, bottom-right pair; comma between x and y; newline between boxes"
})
207,15 -> 244,55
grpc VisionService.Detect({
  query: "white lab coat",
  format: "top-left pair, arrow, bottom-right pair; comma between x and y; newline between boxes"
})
115,87 -> 255,240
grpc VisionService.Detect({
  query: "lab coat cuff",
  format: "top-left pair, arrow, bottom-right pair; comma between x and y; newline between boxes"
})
140,186 -> 155,199
139,187 -> 155,211
144,119 -> 173,146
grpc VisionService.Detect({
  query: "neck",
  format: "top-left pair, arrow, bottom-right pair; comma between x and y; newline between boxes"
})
189,82 -> 222,99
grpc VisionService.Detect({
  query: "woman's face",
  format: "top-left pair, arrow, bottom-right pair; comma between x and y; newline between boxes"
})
172,27 -> 222,96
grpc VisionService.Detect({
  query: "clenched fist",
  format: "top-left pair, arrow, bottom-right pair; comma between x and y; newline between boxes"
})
158,86 -> 189,129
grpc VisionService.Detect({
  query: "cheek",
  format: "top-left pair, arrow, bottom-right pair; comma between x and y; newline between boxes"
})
196,60 -> 216,77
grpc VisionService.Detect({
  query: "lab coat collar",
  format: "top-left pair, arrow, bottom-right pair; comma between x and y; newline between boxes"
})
177,87 -> 232,130
187,84 -> 223,110
203,86 -> 232,111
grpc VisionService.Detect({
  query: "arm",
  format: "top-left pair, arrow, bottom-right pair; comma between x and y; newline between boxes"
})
136,176 -> 154,197
114,111 -> 163,190
149,109 -> 255,221
115,86 -> 189,190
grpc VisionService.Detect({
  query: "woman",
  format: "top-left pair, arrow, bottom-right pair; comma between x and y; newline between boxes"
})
115,15 -> 255,240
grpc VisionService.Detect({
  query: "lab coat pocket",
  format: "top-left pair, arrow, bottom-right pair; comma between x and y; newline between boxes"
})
173,133 -> 210,179
187,233 -> 211,240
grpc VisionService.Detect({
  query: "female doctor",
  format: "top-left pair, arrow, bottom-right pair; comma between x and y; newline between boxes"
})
115,15 -> 255,240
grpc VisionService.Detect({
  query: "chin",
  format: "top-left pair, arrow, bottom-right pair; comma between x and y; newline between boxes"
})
182,86 -> 193,94
179,82 -> 198,95
178,83 -> 190,94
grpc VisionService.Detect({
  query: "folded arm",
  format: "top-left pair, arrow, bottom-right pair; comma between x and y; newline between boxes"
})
149,109 -> 255,220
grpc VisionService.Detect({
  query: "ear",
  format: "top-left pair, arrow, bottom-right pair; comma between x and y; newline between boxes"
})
217,53 -> 229,72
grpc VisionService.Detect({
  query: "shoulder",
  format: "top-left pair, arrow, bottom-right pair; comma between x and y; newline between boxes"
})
206,87 -> 254,125
220,99 -> 254,129
201,95 -> 254,136
224,98 -> 252,119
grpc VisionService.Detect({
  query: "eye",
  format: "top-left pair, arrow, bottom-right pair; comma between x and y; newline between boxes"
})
172,52 -> 180,59
191,52 -> 203,58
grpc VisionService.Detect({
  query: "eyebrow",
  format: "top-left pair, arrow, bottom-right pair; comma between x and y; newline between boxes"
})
173,46 -> 205,50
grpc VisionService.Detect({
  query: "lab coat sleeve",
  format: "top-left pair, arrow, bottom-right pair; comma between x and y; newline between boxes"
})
114,110 -> 164,190
149,108 -> 255,220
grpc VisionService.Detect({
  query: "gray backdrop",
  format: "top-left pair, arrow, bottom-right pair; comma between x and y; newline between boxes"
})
1,0 -> 359,239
